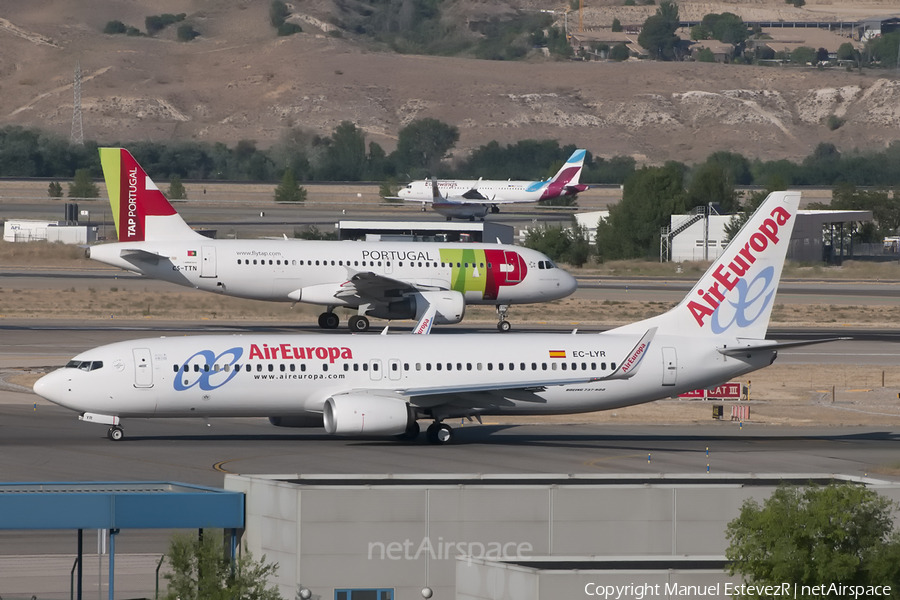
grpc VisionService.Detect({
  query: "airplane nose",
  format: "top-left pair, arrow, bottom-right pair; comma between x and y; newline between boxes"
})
561,269 -> 578,295
33,370 -> 67,405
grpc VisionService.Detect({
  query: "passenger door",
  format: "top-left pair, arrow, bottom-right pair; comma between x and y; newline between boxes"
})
133,348 -> 153,388
662,347 -> 677,386
201,246 -> 217,278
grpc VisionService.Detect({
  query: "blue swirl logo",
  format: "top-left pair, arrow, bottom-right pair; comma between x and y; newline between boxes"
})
710,266 -> 776,334
174,347 -> 243,391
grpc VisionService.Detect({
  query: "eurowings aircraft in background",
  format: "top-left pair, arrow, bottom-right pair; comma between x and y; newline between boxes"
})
35,191 -> 842,444
397,149 -> 589,221
88,148 -> 577,332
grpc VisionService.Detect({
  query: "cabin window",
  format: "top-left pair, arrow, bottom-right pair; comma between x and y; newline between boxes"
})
487,363 -> 493,371
213,364 -> 220,372
480,263 -> 484,268
267,364 -> 274,372
292,260 -> 297,266
542,363 -> 547,371
391,363 -> 398,371
301,364 -> 306,372
601,362 -> 606,370
257,364 -> 263,372
173,365 -> 179,373
290,364 -> 295,372
323,364 -> 328,372
561,363 -> 567,371
552,363 -> 557,371
582,363 -> 587,370
477,363 -> 483,371
354,261 -> 359,266
363,363 -> 369,371
315,260 -> 320,266
203,364 -> 210,372
276,260 -> 281,265
457,363 -> 462,371
354,364 -> 359,371
280,364 -> 285,372
591,363 -> 596,370
404,363 -> 409,371
253,260 -> 257,265
237,259 -> 242,265
532,363 -> 537,370
416,363 -> 421,371
520,363 -> 526,371
246,364 -> 252,372
436,363 -> 442,371
466,363 -> 472,371
343,364 -> 349,372
497,363 -> 503,371
611,362 -> 617,370
224,364 -> 230,372
426,363 -> 432,371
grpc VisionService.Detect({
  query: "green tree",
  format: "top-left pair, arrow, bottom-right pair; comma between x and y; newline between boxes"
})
392,118 -> 459,175
837,42 -> 858,62
48,181 -> 63,198
611,18 -> 623,32
167,176 -> 187,200
597,162 -> 686,259
524,221 -> 592,266
274,169 -> 306,202
638,1 -> 680,60
68,168 -> 99,199
700,12 -> 747,44
866,31 -> 900,68
318,121 -> 367,181
686,162 -> 738,212
163,531 -> 282,600
726,483 -> 900,595
609,43 -> 630,61
790,45 -> 817,65
697,47 -> 715,62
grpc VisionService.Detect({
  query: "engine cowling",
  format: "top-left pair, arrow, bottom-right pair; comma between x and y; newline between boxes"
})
268,415 -> 324,428
323,394 -> 412,436
367,290 -> 465,324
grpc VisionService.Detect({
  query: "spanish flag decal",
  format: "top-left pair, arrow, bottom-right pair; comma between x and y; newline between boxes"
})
549,350 -> 566,358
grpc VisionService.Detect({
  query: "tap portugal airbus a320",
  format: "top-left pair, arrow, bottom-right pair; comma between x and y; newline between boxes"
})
34,191 -> 843,444
87,148 -> 577,332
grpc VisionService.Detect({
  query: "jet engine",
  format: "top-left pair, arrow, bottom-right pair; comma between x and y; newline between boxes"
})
323,394 -> 412,436
368,290 -> 465,324
268,415 -> 324,428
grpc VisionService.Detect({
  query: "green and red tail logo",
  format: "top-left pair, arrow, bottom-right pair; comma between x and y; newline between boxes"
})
100,148 -> 176,242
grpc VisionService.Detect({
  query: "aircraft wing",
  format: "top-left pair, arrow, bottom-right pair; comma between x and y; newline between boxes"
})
288,272 -> 446,305
393,375 -> 605,399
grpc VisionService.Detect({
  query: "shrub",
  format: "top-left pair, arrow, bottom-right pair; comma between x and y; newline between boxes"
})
277,22 -> 302,36
826,114 -> 846,130
176,24 -> 199,41
611,18 -> 622,32
609,43 -> 630,61
697,47 -> 715,62
103,20 -> 127,34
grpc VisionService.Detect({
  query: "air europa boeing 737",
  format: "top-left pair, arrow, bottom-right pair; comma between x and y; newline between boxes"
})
88,148 -> 577,332
35,191 -> 843,444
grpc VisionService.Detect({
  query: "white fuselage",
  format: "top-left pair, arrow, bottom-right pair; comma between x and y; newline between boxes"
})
88,239 -> 576,307
34,332 -> 773,422
400,180 -> 548,204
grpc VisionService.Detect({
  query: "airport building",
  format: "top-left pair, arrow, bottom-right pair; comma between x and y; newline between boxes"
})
225,473 -> 900,600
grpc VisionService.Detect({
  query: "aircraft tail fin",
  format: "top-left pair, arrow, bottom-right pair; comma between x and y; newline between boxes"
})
550,149 -> 587,186
610,191 -> 801,340
99,148 -> 200,242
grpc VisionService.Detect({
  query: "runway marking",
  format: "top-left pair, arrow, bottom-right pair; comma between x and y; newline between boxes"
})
583,454 -> 644,468
214,459 -> 237,473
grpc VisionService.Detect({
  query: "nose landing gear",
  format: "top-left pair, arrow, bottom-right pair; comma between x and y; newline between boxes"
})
496,304 -> 512,332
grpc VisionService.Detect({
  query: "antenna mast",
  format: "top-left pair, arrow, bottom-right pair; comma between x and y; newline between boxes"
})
70,62 -> 84,146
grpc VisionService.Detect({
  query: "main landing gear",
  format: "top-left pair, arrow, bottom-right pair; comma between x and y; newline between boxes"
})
107,426 -> 124,441
317,311 -> 339,329
348,315 -> 370,332
496,304 -> 512,333
426,421 -> 453,444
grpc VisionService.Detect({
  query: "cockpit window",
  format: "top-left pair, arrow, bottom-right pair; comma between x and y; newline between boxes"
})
65,360 -> 103,371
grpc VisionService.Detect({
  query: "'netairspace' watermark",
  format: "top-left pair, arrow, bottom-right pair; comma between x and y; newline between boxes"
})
368,537 -> 532,563
584,583 -> 893,599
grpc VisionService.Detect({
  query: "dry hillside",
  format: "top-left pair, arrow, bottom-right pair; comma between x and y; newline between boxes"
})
1,0 -> 899,164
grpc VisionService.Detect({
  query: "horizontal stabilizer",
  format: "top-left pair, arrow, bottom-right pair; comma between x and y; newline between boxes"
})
717,337 -> 850,356
118,248 -> 168,265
